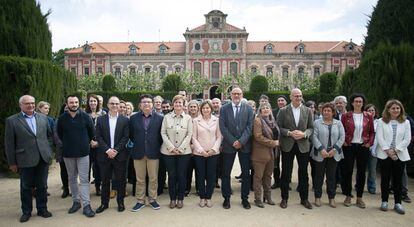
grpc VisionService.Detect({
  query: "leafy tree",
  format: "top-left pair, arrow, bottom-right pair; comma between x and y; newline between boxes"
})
217,74 -> 233,99
0,0 -> 52,60
319,72 -> 337,94
364,0 -> 414,54
250,75 -> 269,92
77,74 -> 103,97
52,48 -> 74,67
267,74 -> 284,91
180,71 -> 211,98
162,74 -> 182,93
102,74 -> 116,91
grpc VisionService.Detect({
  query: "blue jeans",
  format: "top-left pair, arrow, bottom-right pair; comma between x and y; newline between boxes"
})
366,153 -> 377,192
20,160 -> 49,215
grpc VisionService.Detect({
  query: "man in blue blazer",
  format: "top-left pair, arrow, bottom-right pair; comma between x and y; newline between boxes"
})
130,94 -> 164,211
219,87 -> 254,209
95,96 -> 130,213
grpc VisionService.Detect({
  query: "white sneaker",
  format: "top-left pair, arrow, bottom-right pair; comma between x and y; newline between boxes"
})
380,202 -> 388,211
394,203 -> 405,215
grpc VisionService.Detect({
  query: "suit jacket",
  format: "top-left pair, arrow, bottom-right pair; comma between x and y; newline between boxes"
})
5,112 -> 53,168
219,102 -> 254,154
252,117 -> 279,162
192,115 -> 222,156
375,119 -> 411,161
95,114 -> 130,162
341,111 -> 374,146
129,111 -> 163,160
277,104 -> 314,153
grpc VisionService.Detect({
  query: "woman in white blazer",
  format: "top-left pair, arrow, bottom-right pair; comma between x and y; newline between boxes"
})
376,99 -> 411,215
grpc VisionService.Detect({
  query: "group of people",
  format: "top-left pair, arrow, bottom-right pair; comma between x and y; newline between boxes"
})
4,87 -> 413,223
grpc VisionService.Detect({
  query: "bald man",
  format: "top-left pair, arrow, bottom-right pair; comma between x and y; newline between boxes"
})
5,95 -> 53,222
277,88 -> 314,209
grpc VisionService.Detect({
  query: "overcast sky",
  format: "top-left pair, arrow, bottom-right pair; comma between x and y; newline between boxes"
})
37,0 -> 378,51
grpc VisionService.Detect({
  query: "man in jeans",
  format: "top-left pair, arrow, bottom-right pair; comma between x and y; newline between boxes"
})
57,95 -> 95,217
130,94 -> 164,211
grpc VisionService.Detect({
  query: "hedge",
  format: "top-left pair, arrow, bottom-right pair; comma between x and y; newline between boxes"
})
0,56 -> 77,171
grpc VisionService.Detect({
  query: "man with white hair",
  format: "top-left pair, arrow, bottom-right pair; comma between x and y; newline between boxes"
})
334,95 -> 347,120
5,95 -> 53,222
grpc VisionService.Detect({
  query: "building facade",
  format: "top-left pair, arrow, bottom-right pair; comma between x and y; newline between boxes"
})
65,10 -> 361,99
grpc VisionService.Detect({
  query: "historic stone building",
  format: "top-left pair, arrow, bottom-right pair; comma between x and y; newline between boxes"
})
65,10 -> 361,99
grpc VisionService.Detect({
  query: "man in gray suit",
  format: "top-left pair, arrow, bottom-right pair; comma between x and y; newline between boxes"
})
277,88 -> 314,209
5,95 -> 53,222
219,87 -> 254,209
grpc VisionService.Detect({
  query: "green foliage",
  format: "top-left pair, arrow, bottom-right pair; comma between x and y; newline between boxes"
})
162,74 -> 182,92
249,75 -> 269,92
0,56 -> 77,171
180,72 -> 211,97
77,74 -> 103,99
0,0 -> 52,60
357,42 -> 414,115
217,74 -> 233,99
319,72 -> 338,94
267,74 -> 284,91
364,0 -> 414,54
102,74 -> 116,91
234,73 -> 254,92
243,90 -> 321,108
340,69 -> 360,96
291,73 -> 319,92
52,48 -> 74,67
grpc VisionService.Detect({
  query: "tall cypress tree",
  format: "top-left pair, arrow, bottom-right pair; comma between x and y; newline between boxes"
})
0,0 -> 52,60
363,0 -> 414,54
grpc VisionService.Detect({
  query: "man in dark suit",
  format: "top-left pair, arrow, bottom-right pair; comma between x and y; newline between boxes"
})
277,88 -> 314,209
219,87 -> 254,209
130,94 -> 164,211
95,96 -> 130,213
5,95 -> 53,222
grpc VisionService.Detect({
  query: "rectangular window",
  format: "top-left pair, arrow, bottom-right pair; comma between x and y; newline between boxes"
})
84,67 -> 90,76
115,67 -> 121,76
251,67 -> 257,75
298,67 -> 304,77
313,67 -> 320,77
193,62 -> 202,75
70,67 -> 76,74
175,67 -> 181,73
230,62 -> 238,76
266,67 -> 273,76
282,67 -> 289,77
159,67 -> 166,78
97,67 -> 103,74
333,66 -> 340,75
130,67 -> 136,75
145,67 -> 151,74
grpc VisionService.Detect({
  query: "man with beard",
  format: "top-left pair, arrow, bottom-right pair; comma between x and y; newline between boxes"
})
57,95 -> 96,217
211,98 -> 222,117
161,99 -> 172,116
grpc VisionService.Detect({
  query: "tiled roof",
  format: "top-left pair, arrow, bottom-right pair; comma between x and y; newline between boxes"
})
65,42 -> 186,54
189,23 -> 244,32
246,41 -> 361,53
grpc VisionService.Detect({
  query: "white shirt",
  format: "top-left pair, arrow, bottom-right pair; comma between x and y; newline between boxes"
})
108,113 -> 118,149
291,104 -> 301,127
352,113 -> 363,144
232,102 -> 241,119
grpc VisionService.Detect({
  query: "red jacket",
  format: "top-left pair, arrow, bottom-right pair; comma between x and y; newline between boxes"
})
341,111 -> 375,146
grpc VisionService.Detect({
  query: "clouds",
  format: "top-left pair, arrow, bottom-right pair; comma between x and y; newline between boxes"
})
38,0 -> 378,51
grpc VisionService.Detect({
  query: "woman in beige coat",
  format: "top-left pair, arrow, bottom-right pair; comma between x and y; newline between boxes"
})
252,103 -> 279,208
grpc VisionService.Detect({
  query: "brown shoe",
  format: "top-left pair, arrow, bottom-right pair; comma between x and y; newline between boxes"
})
176,200 -> 183,209
280,199 -> 288,209
169,200 -> 176,209
356,197 -> 366,209
265,197 -> 276,205
344,196 -> 352,207
206,199 -> 213,208
199,199 -> 206,207
329,199 -> 336,208
315,198 -> 321,207
301,200 -> 313,209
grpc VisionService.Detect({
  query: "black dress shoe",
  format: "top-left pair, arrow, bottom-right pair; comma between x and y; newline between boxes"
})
271,182 -> 280,189
37,210 -> 52,218
20,214 -> 31,223
215,182 -> 221,189
68,202 -> 81,214
280,199 -> 288,209
95,204 -> 108,213
83,205 -> 95,218
301,200 -> 313,209
235,174 -> 242,179
118,202 -> 125,212
61,188 -> 70,198
242,200 -> 251,209
223,198 -> 231,209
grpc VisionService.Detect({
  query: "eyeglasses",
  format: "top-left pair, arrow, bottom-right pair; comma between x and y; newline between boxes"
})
293,95 -> 302,98
109,103 -> 119,105
232,93 -> 242,95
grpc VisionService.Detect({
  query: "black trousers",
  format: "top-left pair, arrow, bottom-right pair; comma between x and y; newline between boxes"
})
89,148 -> 101,189
163,154 -> 191,201
186,156 -> 199,193
340,144 -> 369,197
273,153 -> 281,185
221,151 -> 251,200
194,155 -> 218,199
379,157 -> 405,204
59,160 -> 69,189
20,160 -> 49,215
157,156 -> 167,194
314,158 -> 338,199
280,143 -> 309,200
99,160 -> 127,205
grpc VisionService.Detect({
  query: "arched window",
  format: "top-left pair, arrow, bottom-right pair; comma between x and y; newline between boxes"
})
211,62 -> 220,80
193,62 -> 202,75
